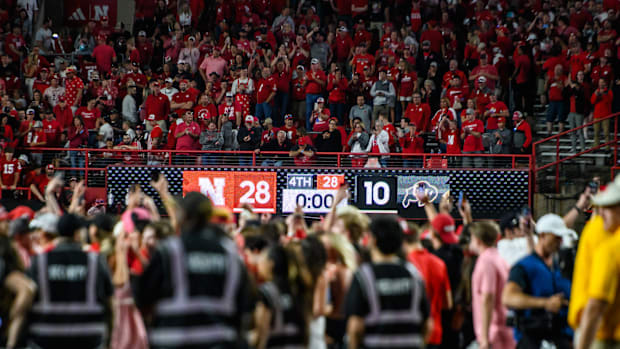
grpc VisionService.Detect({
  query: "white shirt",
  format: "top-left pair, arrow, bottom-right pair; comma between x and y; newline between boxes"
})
17,0 -> 38,20
43,86 -> 64,107
34,27 -> 52,52
497,236 -> 538,267
162,87 -> 178,101
98,123 -> 114,148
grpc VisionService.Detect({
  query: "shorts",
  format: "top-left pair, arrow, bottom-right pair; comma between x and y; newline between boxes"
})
546,101 -> 567,123
234,95 -> 251,117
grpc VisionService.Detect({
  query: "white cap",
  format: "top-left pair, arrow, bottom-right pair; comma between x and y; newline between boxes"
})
535,214 -> 572,238
245,115 -> 254,122
478,76 -> 487,82
18,154 -> 28,163
592,175 -> 620,207
311,58 -> 319,65
29,213 -> 59,234
527,33 -> 538,41
165,77 -> 173,83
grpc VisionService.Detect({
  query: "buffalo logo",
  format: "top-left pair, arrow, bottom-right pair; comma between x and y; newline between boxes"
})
402,181 -> 439,208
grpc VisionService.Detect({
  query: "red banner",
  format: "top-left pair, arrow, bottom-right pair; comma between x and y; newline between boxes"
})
183,171 -> 277,213
64,0 -> 117,26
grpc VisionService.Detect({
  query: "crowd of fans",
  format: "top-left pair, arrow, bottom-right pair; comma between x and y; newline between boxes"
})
0,169 -> 618,349
0,0 -> 617,173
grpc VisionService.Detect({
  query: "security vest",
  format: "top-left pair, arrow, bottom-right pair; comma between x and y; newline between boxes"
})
259,281 -> 305,349
29,244 -> 106,349
357,262 -> 427,349
148,234 -> 244,348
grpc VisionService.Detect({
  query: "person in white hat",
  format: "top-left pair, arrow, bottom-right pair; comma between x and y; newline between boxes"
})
502,213 -> 573,349
161,77 -> 178,101
575,175 -> 620,349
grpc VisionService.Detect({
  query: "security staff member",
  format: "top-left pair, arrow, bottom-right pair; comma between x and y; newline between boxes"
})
346,215 -> 431,349
137,192 -> 255,349
27,213 -> 113,349
502,214 -> 573,349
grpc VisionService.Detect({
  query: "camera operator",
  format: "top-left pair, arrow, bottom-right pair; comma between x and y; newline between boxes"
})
502,214 -> 573,349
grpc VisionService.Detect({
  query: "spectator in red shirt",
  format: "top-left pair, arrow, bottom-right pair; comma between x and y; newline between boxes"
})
470,53 -> 499,91
256,66 -> 277,122
404,93 -> 431,132
327,67 -> 348,123
461,108 -> 485,168
289,135 -> 316,166
75,97 -> 101,147
545,65 -> 567,136
333,26 -> 353,63
26,121 -> 47,166
512,45 -> 533,116
483,94 -> 509,132
420,20 -> 444,54
174,110 -> 201,159
42,109 -> 61,147
144,81 -> 171,132
304,58 -> 327,129
440,118 -> 461,156
281,114 -> 298,143
399,118 -> 424,168
5,25 -> 25,62
63,66 -> 84,113
591,78 -> 614,147
30,164 -> 55,202
271,57 -> 291,126
171,80 -> 196,117
403,222 -> 452,348
68,116 -> 88,178
53,95 -> 73,131
0,147 -> 20,196
92,36 -> 117,75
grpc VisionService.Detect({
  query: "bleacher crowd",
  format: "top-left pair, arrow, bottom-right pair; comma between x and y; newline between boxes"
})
0,0 -> 617,176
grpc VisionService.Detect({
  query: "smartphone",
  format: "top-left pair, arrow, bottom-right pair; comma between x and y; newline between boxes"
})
588,181 -> 599,194
151,169 -> 161,182
458,191 -> 464,208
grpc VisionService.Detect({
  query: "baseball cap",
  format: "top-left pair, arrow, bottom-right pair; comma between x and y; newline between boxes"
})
296,65 -> 305,71
58,95 -> 65,102
339,26 -> 348,32
180,79 -> 189,85
311,58 -> 320,65
165,77 -> 173,83
513,111 -> 523,120
284,113 -> 293,120
591,175 -> 620,207
41,67 -> 49,72
317,97 -> 325,103
147,113 -> 156,121
8,206 -> 35,221
253,116 -> 259,123
245,115 -> 254,122
65,66 -> 76,73
298,136 -> 310,145
138,30 -> 147,36
478,76 -> 487,82
178,60 -> 186,65
152,81 -> 160,87
26,109 -> 35,114
535,214 -> 572,238
131,61 -> 139,67
34,120 -> 43,128
225,92 -> 233,97
430,61 -> 438,67
46,164 -> 54,171
497,117 -> 506,124
29,213 -> 60,234
18,154 -> 28,163
57,213 -> 87,238
431,213 -> 458,244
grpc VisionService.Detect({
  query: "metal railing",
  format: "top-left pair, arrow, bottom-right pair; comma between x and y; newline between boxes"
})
21,147 -> 532,187
532,112 -> 619,192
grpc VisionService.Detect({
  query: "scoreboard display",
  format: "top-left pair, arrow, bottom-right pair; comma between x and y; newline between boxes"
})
107,167 -> 529,220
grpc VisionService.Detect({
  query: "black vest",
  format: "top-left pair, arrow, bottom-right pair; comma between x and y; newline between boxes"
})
260,281 -> 305,349
29,245 -> 106,349
357,262 -> 426,349
148,234 -> 244,348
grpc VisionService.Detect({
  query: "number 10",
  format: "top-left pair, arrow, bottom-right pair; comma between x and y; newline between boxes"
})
364,181 -> 390,206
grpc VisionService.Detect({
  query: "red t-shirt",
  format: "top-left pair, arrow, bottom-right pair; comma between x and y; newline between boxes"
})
291,78 -> 306,101
327,75 -> 348,104
0,158 -> 20,186
548,75 -> 565,102
334,34 -> 353,62
145,93 -> 171,121
351,53 -> 375,75
256,76 -> 277,104
273,70 -> 291,94
305,70 -> 326,95
75,107 -> 101,130
261,128 -> 279,144
281,125 -> 298,142
404,103 -> 431,132
408,249 -> 451,345
515,54 -> 531,84
32,173 -> 51,195
399,72 -> 417,97
462,119 -> 485,152
194,105 -> 213,130
92,44 -> 117,74
172,90 -> 195,116
443,129 -> 461,154
484,101 -> 507,130
53,105 -> 74,129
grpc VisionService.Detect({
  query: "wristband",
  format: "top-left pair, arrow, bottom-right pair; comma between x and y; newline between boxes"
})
573,205 -> 583,214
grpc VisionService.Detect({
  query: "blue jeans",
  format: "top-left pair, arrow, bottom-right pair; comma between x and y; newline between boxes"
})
329,103 -> 346,124
255,102 -> 273,121
201,153 -> 218,166
305,94 -> 322,130
274,92 -> 289,126
261,159 -> 284,167
239,155 -> 253,167
70,150 -> 85,178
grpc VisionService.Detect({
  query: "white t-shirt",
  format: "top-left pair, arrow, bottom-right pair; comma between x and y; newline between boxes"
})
98,123 -> 114,147
18,0 -> 38,20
